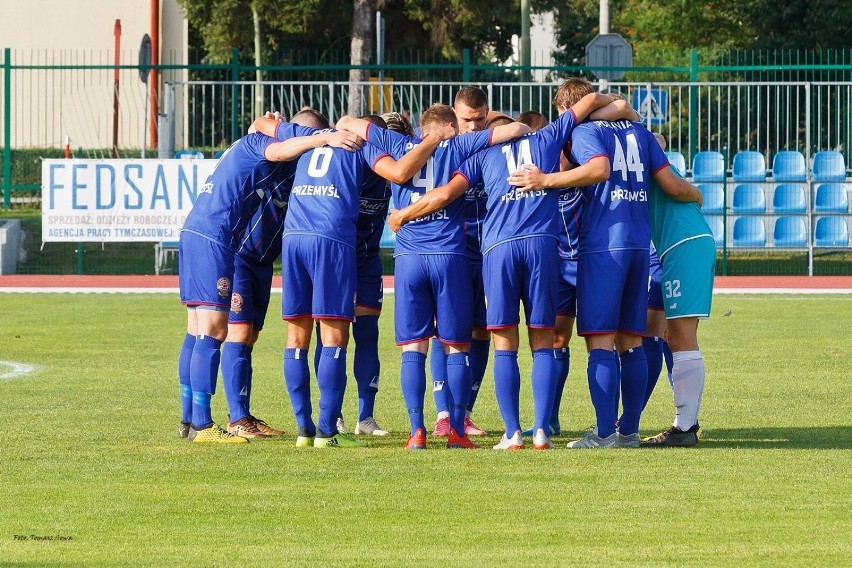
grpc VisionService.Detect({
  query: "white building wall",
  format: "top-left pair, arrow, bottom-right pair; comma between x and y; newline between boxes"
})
0,0 -> 187,151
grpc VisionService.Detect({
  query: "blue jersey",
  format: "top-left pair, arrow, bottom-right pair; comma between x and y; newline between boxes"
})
182,128 -> 311,250
236,124 -> 331,263
463,180 -> 488,261
356,172 -> 391,259
284,125 -> 387,247
369,128 -> 493,256
456,109 -> 580,255
570,120 -> 669,254
235,174 -> 291,264
556,187 -> 583,260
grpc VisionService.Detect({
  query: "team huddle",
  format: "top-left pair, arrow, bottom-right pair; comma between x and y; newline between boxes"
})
175,77 -> 715,450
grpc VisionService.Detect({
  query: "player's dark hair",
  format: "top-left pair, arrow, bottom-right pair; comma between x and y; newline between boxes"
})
516,111 -> 549,132
421,103 -> 458,130
380,112 -> 415,136
553,77 -> 594,111
291,108 -> 330,129
454,86 -> 488,110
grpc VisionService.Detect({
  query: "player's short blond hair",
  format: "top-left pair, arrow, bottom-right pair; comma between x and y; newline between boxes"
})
421,103 -> 458,130
552,78 -> 594,111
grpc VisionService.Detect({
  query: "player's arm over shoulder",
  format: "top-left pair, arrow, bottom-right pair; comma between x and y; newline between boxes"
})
653,166 -> 703,205
489,122 -> 532,145
589,97 -> 640,122
568,92 -> 619,122
387,174 -> 470,231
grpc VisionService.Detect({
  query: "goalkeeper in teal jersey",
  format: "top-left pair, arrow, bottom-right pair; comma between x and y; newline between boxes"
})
642,133 -> 715,447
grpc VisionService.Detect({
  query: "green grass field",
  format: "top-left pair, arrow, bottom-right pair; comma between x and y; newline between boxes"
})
1,293 -> 850,566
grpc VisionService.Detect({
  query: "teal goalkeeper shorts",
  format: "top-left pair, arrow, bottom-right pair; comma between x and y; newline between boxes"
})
659,235 -> 716,319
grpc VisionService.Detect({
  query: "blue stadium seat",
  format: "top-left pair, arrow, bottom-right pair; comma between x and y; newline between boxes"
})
732,216 -> 767,247
771,150 -> 807,182
772,184 -> 807,214
814,216 -> 849,247
814,183 -> 849,213
175,150 -> 205,159
699,184 -> 725,214
665,151 -> 687,177
379,223 -> 396,248
811,151 -> 846,182
213,150 -> 226,159
705,215 -> 724,247
732,150 -> 766,182
692,151 -> 725,182
773,216 -> 807,247
732,184 -> 766,214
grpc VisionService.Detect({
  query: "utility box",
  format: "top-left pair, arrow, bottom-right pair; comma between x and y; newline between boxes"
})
0,219 -> 22,275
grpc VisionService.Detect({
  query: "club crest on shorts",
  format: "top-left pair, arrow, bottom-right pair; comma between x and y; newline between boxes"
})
230,292 -> 243,313
216,277 -> 231,297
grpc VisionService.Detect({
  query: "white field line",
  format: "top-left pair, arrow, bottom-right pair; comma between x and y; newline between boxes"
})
0,361 -> 37,380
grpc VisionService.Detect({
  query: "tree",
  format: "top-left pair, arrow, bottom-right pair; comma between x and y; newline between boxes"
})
349,0 -> 374,115
401,0 -> 521,62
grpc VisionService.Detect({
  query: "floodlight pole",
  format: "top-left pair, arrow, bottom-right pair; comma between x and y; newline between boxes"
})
599,0 -> 609,91
521,0 -> 531,83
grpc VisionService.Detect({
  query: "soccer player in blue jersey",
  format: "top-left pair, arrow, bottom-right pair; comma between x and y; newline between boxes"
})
640,133 -> 714,447
219,110 -> 332,440
342,104 -> 530,450
389,83 -> 629,451
507,109 -> 701,449
429,87 -> 493,439
311,113 -> 417,438
281,116 -> 446,449
177,122 -> 364,443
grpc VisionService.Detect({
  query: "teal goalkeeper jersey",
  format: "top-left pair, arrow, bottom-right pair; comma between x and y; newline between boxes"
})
649,165 -> 714,258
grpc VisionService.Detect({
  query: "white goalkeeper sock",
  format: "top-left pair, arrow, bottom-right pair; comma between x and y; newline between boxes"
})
671,350 -> 705,431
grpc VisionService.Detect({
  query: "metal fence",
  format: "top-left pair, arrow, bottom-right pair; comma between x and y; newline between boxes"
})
2,47 -> 852,275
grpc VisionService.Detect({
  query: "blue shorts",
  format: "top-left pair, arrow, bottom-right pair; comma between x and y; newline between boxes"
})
281,234 -> 356,321
356,254 -> 384,311
483,236 -> 559,330
229,254 -> 274,329
556,258 -> 578,317
178,231 -> 233,310
470,261 -> 487,328
577,248 -> 650,336
394,253 -> 472,345
648,249 -> 664,311
660,236 -> 716,319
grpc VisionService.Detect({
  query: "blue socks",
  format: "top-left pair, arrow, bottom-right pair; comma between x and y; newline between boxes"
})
587,349 -> 619,438
189,334 -> 222,429
619,346 -> 648,436
401,351 -> 427,435
550,347 -> 570,425
178,333 -> 195,423
446,352 -> 472,434
429,337 -> 449,415
642,336 -> 664,410
316,346 -> 347,437
467,338 -> 490,412
221,341 -> 250,423
531,349 -> 558,433
493,350 -> 521,435
353,315 -> 380,421
283,347 -> 314,435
